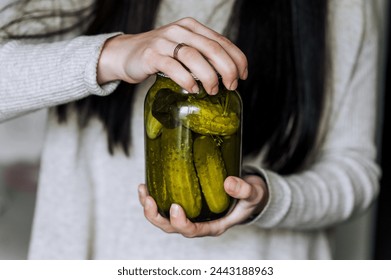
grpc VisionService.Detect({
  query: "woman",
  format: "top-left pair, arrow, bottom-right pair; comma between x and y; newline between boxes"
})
0,0 -> 380,259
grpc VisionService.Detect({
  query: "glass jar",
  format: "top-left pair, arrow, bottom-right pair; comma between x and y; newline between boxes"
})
144,72 -> 242,222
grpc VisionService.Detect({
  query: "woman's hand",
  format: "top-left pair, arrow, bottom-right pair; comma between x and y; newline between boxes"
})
138,175 -> 268,237
97,17 -> 248,95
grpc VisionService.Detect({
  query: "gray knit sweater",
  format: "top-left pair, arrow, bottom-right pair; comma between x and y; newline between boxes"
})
0,0 -> 381,259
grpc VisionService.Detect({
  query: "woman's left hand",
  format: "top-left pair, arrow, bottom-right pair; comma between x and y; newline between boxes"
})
138,175 -> 268,237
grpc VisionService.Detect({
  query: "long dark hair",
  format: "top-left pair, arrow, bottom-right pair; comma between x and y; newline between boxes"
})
234,0 -> 327,173
1,0 -> 327,174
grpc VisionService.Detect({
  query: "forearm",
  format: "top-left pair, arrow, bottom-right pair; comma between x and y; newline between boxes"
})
0,33 -> 120,122
244,150 -> 380,230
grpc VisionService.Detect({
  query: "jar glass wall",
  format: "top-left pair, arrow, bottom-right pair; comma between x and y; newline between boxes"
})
144,72 -> 242,222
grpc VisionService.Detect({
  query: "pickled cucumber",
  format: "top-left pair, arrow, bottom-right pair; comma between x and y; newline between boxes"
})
193,136 -> 230,214
146,137 -> 171,213
221,135 -> 241,177
146,111 -> 163,139
178,96 -> 239,136
161,126 -> 202,218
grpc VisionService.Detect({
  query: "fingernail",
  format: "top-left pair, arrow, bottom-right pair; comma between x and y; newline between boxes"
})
191,84 -> 200,93
229,79 -> 238,91
170,204 -> 180,217
242,68 -> 248,79
210,85 -> 219,95
227,177 -> 240,193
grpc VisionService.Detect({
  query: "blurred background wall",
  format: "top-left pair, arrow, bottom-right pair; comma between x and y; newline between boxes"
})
0,109 -> 47,259
333,0 -> 389,260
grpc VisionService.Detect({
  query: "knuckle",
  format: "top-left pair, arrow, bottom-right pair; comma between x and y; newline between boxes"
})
161,56 -> 176,68
164,24 -> 184,37
163,227 -> 176,234
217,60 -> 239,80
154,56 -> 174,72
142,47 -> 157,61
206,40 -> 222,55
217,33 -> 233,45
242,183 -> 253,198
240,52 -> 248,65
182,231 -> 196,238
144,212 -> 156,225
202,72 -> 219,86
176,75 -> 197,91
224,68 -> 239,81
179,17 -> 198,26
151,37 -> 167,49
213,228 -> 225,237
211,221 -> 227,236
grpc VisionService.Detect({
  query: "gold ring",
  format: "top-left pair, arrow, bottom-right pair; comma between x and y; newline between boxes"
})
173,43 -> 187,60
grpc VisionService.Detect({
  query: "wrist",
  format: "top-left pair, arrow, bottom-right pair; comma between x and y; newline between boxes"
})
245,174 -> 269,216
97,34 -> 124,85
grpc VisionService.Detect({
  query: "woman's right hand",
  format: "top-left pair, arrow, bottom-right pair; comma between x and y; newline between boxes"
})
97,17 -> 248,94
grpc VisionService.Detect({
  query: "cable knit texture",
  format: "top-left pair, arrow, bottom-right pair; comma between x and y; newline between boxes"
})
0,0 -> 381,259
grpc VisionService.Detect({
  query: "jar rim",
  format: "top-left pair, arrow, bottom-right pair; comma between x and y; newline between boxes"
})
157,71 -> 222,81
157,71 -> 200,80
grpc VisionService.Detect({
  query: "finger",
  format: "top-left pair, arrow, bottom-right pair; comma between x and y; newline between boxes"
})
138,184 -> 148,206
209,194 -> 263,228
175,35 -> 240,91
167,37 -> 236,93
142,195 -> 177,233
224,175 -> 268,217
159,20 -> 245,91
174,17 -> 248,80
170,44 -> 220,94
169,204 -> 198,237
169,204 -> 227,237
224,176 -> 256,201
150,54 -> 200,93
183,38 -> 240,92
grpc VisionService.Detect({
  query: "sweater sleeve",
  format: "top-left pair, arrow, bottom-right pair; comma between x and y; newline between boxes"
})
243,0 -> 381,230
0,32 -> 121,122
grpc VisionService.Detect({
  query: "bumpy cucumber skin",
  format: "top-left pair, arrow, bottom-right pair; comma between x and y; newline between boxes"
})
146,111 -> 163,139
146,137 -> 171,213
161,127 -> 202,218
221,135 -> 241,178
178,97 -> 239,136
193,136 -> 230,214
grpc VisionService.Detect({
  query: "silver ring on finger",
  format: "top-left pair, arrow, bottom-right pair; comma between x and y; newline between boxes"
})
173,43 -> 187,60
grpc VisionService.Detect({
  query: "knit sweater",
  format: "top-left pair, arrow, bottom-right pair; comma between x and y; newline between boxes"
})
0,0 -> 381,259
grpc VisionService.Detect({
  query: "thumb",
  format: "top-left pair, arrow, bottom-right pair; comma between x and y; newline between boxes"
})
224,176 -> 255,201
